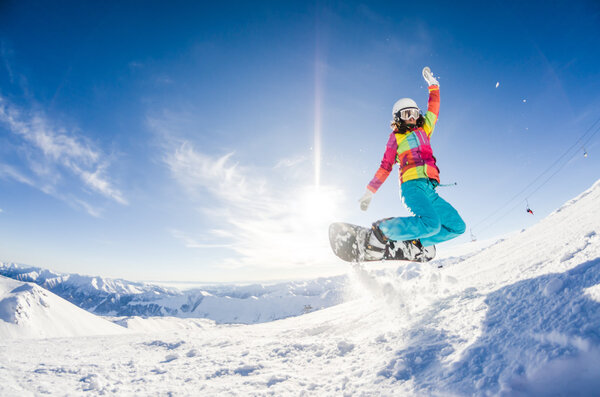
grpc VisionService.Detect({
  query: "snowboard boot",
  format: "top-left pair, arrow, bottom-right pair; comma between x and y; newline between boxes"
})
371,220 -> 390,245
404,239 -> 424,260
353,228 -> 381,261
402,239 -> 436,262
362,220 -> 394,261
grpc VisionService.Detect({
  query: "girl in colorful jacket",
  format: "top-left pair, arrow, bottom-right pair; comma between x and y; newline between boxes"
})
359,67 -> 465,255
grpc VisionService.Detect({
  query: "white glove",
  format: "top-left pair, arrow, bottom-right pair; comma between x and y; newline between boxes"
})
422,66 -> 439,86
358,190 -> 374,211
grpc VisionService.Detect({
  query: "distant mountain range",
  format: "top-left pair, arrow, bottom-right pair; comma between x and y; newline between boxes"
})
0,263 -> 346,324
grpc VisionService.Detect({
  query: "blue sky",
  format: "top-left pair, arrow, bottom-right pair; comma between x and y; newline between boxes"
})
0,1 -> 599,282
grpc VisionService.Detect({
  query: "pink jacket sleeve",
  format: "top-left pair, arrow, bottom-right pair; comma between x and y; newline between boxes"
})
367,133 -> 397,193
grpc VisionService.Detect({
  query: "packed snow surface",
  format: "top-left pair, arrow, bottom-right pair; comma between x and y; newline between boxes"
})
1,179 -> 600,395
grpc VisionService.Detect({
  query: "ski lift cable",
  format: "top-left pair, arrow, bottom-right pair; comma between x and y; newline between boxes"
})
580,120 -> 600,150
526,122 -> 600,199
476,121 -> 600,233
472,116 -> 600,233
476,122 -> 600,234
473,118 -> 600,228
477,158 -> 573,234
471,116 -> 600,230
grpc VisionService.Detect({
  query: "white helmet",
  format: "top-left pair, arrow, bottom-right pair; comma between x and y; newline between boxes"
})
392,98 -> 419,116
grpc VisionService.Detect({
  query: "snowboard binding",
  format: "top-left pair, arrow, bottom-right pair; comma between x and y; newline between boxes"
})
329,222 -> 436,263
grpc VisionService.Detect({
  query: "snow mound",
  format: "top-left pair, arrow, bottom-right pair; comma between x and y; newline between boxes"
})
0,275 -> 129,339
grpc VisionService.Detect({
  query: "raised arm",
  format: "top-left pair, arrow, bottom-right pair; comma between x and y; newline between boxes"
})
422,67 -> 440,137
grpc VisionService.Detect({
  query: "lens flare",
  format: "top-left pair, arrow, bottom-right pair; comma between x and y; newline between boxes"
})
314,60 -> 323,188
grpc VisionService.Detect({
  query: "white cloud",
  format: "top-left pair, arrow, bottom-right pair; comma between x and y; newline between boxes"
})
1,41 -> 16,85
0,163 -> 36,186
69,196 -> 103,218
79,165 -> 128,205
164,143 -> 252,200
168,229 -> 233,249
0,96 -> 128,214
163,141 -> 345,272
274,155 -> 307,169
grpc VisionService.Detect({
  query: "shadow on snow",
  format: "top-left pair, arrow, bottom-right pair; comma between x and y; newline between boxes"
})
379,257 -> 600,396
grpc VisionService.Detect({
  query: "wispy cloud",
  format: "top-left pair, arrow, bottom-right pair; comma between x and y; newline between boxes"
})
0,96 -> 128,215
1,41 -> 16,85
274,155 -> 307,169
163,140 -> 345,271
168,228 -> 233,249
164,143 -> 256,200
0,163 -> 36,186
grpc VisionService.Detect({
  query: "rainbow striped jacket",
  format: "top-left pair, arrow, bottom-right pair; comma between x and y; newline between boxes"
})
367,85 -> 441,193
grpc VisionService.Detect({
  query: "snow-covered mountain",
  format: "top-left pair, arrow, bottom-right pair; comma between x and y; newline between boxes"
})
0,262 -> 347,323
0,275 -> 128,339
1,179 -> 599,395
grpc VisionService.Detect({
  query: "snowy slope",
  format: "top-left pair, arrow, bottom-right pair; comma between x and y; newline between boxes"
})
0,275 -> 129,339
353,178 -> 600,396
0,179 -> 599,395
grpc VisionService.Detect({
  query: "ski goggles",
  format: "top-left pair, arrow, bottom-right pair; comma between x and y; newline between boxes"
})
395,108 -> 420,121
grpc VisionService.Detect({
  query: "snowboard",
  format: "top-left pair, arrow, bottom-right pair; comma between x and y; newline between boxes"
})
328,222 -> 436,263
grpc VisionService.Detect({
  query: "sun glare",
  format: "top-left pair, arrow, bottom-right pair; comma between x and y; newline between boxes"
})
299,186 -> 338,225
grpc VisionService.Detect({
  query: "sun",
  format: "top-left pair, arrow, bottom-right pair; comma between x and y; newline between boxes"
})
298,185 -> 339,225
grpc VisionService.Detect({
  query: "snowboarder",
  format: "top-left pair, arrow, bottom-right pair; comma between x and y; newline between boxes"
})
358,67 -> 466,259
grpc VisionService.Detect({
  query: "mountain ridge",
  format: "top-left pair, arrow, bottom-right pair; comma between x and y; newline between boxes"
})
0,261 -> 347,323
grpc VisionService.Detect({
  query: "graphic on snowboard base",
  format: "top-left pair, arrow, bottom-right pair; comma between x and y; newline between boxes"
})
329,222 -> 435,263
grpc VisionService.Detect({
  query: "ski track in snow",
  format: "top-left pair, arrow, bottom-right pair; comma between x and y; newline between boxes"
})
1,179 -> 600,395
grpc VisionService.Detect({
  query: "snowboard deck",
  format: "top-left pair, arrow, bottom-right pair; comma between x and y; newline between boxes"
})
328,222 -> 435,263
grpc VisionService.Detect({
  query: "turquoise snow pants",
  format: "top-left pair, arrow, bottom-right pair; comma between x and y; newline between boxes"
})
378,178 -> 466,247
